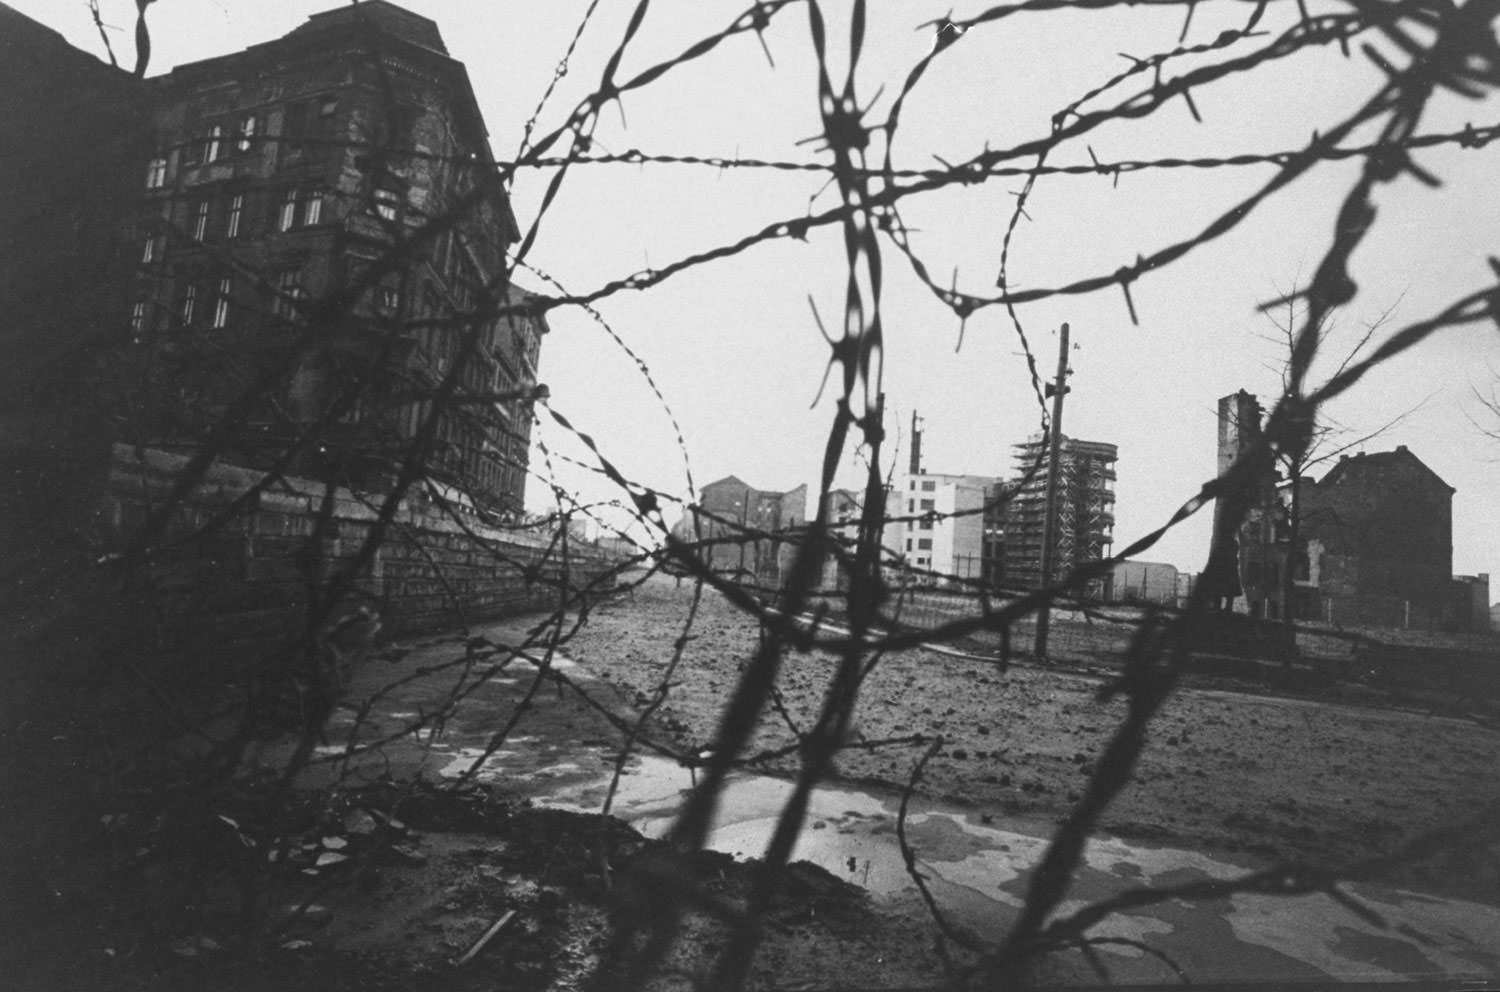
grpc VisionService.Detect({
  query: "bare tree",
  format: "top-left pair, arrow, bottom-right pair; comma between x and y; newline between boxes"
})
1255,292 -> 1422,659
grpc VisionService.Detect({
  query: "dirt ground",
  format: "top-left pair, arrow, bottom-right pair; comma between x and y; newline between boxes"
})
8,577 -> 1498,991
3,782 -> 957,992
1,623 -> 962,992
563,576 -> 1500,906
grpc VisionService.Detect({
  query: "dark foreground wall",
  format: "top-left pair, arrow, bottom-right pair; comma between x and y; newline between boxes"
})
103,444 -> 618,658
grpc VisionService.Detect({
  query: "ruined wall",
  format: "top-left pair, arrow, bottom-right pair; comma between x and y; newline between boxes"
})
1302,447 -> 1453,629
103,445 -> 617,680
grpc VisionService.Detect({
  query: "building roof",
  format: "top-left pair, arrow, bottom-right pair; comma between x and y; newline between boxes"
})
1316,445 -> 1454,494
0,2 -> 130,83
288,0 -> 448,55
1014,433 -> 1119,456
905,471 -> 1003,485
702,475 -> 752,493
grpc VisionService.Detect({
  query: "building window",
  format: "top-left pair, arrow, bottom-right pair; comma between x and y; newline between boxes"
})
141,235 -> 159,264
192,199 -> 210,241
145,157 -> 167,189
919,518 -> 933,531
905,539 -> 912,551
920,499 -> 935,511
278,189 -> 298,232
131,301 -> 147,334
378,286 -> 400,312
226,194 -> 244,238
278,189 -> 325,231
921,480 -> 936,491
212,277 -> 231,328
180,283 -> 198,325
273,269 -> 303,321
918,538 -> 933,551
204,124 -> 224,164
235,114 -> 258,153
373,188 -> 400,221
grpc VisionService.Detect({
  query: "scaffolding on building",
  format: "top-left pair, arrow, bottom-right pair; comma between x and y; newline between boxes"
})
1002,434 -> 1117,595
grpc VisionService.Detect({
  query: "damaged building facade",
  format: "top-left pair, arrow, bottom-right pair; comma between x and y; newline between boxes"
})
1212,390 -> 1484,631
671,476 -> 808,586
1,3 -> 605,722
124,0 -> 545,515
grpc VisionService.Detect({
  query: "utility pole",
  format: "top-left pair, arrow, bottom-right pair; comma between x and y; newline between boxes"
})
740,483 -> 751,579
1034,321 -> 1070,661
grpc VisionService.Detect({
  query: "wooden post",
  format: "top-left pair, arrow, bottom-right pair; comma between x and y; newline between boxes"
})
1035,322 -> 1070,661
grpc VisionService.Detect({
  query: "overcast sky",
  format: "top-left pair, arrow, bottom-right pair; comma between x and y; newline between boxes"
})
15,0 -> 1500,587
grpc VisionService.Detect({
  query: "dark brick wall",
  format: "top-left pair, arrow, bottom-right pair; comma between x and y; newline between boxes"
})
1302,447 -> 1453,628
103,445 -> 617,675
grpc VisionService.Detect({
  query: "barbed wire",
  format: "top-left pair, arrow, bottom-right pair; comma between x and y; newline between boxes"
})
36,0 -> 1500,989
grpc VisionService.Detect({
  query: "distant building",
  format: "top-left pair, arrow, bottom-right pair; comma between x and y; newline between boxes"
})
1202,390 -> 1277,608
1299,446 -> 1455,628
883,471 -> 1002,586
1002,434 -> 1117,597
1211,392 -> 1471,630
671,476 -> 806,586
1452,574 -> 1491,633
818,487 -> 864,590
1110,560 -> 1180,606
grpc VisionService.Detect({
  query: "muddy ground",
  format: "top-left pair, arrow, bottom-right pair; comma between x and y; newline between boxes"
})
4,781 -> 955,992
8,576 -> 1498,991
564,577 -> 1500,905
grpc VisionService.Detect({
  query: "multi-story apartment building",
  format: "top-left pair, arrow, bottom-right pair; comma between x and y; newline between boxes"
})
885,471 -> 1003,585
124,1 -> 543,514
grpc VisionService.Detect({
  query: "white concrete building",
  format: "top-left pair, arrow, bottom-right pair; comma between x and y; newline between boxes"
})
884,471 -> 1001,585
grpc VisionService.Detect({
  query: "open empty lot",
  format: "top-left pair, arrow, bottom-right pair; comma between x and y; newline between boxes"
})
562,577 -> 1500,905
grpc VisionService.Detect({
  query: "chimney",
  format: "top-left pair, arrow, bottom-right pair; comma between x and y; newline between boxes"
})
909,410 -> 923,476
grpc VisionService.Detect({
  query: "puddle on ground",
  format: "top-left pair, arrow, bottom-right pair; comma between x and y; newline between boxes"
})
311,631 -> 1498,984
438,750 -> 1498,983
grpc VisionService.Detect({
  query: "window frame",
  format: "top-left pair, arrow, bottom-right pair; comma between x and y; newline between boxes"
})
272,268 -> 304,322
373,187 -> 400,222
180,282 -> 198,325
191,199 -> 210,242
277,189 -> 298,232
235,114 -> 258,154
226,193 -> 244,239
212,277 -> 232,329
203,124 -> 224,164
302,189 -> 323,226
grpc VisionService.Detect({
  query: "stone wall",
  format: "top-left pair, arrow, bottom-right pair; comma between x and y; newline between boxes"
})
103,445 -> 618,680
